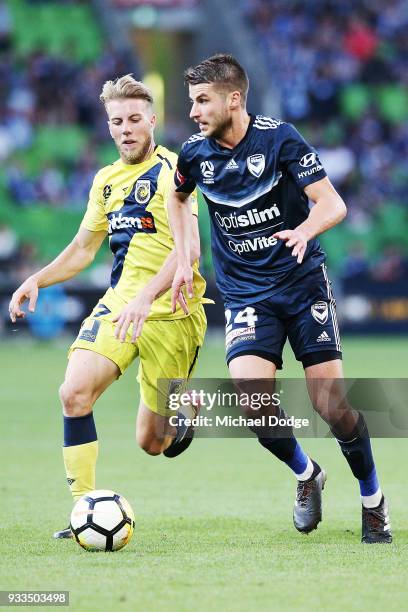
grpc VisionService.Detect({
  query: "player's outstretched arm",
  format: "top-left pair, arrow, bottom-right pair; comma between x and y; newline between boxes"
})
9,226 -> 106,322
273,177 -> 347,264
167,186 -> 195,310
113,212 -> 200,343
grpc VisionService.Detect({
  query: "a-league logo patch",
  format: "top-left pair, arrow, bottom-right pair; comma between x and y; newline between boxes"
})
311,301 -> 329,325
134,180 -> 151,205
247,154 -> 265,178
200,160 -> 215,184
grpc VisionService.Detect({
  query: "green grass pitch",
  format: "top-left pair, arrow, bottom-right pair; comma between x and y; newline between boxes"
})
1,335 -> 408,611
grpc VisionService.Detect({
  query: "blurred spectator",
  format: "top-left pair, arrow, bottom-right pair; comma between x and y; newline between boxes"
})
37,163 -> 67,206
12,242 -> 40,283
0,1 -> 12,53
66,148 -> 99,208
318,122 -> 356,183
344,17 -> 378,62
0,125 -> 13,160
341,242 -> 370,281
0,223 -> 19,265
372,245 -> 408,283
87,254 -> 113,289
6,161 -> 38,207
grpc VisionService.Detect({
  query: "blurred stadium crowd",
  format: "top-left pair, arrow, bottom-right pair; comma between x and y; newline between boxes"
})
0,0 -> 134,284
1,0 -> 407,289
242,0 -> 408,282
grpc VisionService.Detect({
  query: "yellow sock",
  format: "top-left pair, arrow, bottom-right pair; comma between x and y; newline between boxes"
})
63,441 -> 99,502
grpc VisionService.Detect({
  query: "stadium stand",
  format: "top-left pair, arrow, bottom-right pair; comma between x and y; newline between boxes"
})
0,0 -> 407,287
0,0 -> 134,270
240,0 -> 408,277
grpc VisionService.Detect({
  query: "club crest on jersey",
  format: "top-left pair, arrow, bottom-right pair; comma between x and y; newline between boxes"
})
247,154 -> 265,178
134,180 -> 151,205
103,184 -> 112,201
311,301 -> 329,325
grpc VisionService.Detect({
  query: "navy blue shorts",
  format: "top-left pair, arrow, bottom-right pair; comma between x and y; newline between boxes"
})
225,263 -> 342,369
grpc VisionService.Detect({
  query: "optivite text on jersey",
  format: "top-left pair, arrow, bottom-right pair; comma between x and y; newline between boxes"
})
228,235 -> 278,254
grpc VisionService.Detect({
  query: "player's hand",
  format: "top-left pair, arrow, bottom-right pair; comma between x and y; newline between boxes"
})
273,228 -> 308,264
171,264 -> 193,314
113,292 -> 154,343
8,277 -> 39,323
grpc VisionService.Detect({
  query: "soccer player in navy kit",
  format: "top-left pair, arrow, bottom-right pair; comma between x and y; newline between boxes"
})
168,54 -> 391,543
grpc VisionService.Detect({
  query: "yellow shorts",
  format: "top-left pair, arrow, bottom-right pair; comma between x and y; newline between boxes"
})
69,289 -> 207,417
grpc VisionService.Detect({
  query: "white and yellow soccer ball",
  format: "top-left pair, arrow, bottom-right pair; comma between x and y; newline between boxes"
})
70,490 -> 135,552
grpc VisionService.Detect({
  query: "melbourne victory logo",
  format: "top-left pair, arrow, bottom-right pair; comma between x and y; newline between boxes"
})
247,154 -> 265,178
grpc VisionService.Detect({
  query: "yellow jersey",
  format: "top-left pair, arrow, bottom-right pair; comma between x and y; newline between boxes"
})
81,145 -> 206,320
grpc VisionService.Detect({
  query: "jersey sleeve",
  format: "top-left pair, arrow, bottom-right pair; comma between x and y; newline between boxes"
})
81,173 -> 108,232
174,144 -> 196,194
162,163 -> 199,218
278,123 -> 327,189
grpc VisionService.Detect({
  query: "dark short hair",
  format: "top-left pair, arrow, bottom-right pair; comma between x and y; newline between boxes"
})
184,54 -> 249,106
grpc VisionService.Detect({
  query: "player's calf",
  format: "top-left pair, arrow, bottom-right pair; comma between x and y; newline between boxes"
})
136,429 -> 169,456
305,364 -> 391,542
136,397 -> 199,458
136,422 -> 193,458
59,371 -> 102,503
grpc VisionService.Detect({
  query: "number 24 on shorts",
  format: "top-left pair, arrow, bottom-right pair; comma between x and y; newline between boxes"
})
225,307 -> 258,332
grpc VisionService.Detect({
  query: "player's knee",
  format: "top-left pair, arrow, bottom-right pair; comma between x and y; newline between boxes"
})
59,382 -> 93,417
311,392 -> 350,422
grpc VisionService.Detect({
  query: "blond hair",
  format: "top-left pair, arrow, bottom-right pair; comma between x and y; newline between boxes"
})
100,74 -> 154,106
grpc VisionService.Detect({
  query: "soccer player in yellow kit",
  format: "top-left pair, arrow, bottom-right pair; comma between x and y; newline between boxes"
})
9,75 -> 207,538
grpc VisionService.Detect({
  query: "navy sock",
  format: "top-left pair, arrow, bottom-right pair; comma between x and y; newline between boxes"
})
258,437 -> 310,476
63,412 -> 97,447
256,405 -> 311,476
334,413 -> 380,497
360,467 -> 380,497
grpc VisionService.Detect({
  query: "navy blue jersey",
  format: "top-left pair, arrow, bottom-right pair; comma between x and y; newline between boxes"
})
174,115 -> 328,307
